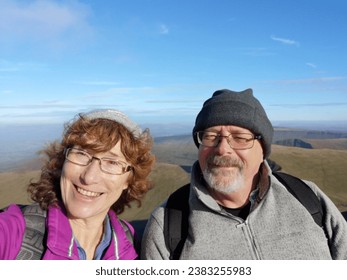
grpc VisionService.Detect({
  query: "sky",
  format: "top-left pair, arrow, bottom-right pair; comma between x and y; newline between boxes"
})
1,0 -> 347,134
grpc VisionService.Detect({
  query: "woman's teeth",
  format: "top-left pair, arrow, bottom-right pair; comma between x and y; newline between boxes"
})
76,187 -> 101,197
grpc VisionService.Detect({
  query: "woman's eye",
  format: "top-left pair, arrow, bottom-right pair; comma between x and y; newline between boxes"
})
104,160 -> 119,166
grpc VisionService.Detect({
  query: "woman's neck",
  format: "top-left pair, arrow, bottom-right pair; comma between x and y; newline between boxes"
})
69,217 -> 105,260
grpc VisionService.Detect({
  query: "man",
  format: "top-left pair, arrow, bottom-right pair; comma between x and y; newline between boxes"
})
141,89 -> 347,260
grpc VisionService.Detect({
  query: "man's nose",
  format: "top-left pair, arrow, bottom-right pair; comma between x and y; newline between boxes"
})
215,136 -> 233,155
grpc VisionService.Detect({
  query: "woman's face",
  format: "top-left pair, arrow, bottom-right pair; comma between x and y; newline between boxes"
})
60,140 -> 130,221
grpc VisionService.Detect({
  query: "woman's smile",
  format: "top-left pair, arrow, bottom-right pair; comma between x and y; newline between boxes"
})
74,184 -> 103,198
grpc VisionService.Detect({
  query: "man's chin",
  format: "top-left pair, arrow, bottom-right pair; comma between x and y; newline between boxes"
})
215,181 -> 244,193
210,167 -> 239,177
203,169 -> 245,194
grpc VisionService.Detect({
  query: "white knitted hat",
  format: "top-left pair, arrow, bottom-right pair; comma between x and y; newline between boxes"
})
84,109 -> 142,138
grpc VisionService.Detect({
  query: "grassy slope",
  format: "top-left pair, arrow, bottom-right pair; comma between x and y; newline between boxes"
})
270,145 -> 347,211
1,145 -> 346,218
0,163 -> 190,219
0,171 -> 38,209
120,163 -> 190,220
306,138 -> 347,150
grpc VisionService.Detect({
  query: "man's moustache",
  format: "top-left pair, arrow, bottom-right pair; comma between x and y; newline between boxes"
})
208,156 -> 243,169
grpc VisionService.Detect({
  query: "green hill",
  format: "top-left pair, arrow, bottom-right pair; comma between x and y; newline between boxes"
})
270,145 -> 347,211
120,163 -> 190,221
305,138 -> 347,150
0,170 -> 38,208
1,144 -> 346,219
0,163 -> 190,217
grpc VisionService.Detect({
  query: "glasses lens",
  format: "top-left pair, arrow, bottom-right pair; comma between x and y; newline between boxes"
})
197,131 -> 218,147
229,134 -> 254,149
197,132 -> 256,149
66,148 -> 131,175
66,148 -> 91,165
100,159 -> 129,175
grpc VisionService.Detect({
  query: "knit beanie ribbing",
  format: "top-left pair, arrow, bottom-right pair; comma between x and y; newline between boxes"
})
192,89 -> 274,158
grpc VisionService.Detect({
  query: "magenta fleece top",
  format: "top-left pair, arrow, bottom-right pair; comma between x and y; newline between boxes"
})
0,204 -> 137,260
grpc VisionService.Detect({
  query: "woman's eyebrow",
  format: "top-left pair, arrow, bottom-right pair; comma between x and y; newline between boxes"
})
104,150 -> 124,159
103,151 -> 118,157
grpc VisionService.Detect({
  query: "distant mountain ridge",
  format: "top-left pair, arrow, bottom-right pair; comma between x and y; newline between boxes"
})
273,127 -> 347,142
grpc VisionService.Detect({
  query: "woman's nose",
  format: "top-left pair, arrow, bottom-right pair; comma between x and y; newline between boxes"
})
80,158 -> 102,184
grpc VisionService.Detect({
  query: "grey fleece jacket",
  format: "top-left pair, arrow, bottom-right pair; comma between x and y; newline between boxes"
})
141,161 -> 347,260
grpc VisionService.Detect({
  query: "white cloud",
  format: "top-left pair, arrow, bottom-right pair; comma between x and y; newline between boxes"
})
306,62 -> 317,68
0,0 -> 93,46
271,35 -> 300,46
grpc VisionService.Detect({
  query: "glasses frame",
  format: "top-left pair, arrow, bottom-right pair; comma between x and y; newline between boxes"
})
195,131 -> 262,150
64,148 -> 132,175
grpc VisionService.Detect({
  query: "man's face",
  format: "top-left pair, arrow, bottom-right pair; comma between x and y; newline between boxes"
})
198,125 -> 264,194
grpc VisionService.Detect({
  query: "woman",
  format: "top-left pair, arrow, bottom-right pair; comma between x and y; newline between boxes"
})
0,109 -> 155,260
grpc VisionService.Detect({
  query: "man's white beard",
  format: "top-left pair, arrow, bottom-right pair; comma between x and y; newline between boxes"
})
202,155 -> 245,194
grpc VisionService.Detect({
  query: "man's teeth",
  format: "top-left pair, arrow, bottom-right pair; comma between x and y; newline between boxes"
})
76,187 -> 101,197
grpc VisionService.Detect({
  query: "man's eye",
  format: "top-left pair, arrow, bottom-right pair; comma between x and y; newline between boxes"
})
204,134 -> 217,140
233,135 -> 248,142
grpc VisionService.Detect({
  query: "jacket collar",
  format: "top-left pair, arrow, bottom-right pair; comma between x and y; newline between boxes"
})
43,205 -> 136,260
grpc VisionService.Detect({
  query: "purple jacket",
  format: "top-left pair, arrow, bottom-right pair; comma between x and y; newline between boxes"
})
0,204 -> 137,260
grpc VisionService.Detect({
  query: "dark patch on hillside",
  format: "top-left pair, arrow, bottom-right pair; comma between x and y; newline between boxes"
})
275,139 -> 313,149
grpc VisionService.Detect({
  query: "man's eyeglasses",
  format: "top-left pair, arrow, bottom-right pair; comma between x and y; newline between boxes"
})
65,148 -> 132,175
195,131 -> 262,150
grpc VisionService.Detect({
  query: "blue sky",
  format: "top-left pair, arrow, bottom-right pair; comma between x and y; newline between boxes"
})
1,0 -> 347,133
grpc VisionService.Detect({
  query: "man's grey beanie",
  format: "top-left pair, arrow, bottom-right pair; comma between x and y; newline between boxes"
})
193,89 -> 274,158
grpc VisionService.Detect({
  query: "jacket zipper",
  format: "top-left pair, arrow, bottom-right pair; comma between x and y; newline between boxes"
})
221,210 -> 261,260
236,220 -> 261,260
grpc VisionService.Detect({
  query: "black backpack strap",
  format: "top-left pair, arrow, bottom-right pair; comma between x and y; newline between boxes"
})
164,183 -> 190,260
16,204 -> 47,260
128,219 -> 148,255
273,172 -> 324,227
